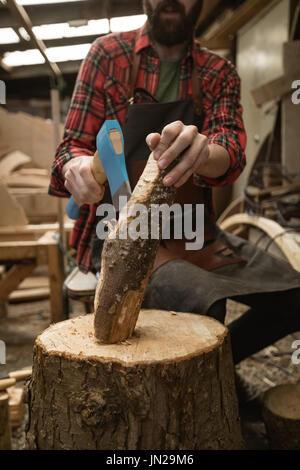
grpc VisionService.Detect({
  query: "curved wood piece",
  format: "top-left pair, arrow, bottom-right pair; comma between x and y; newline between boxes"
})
217,196 -> 244,226
0,151 -> 31,176
219,213 -> 300,271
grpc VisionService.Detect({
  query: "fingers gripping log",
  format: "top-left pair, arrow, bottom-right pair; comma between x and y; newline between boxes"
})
94,152 -> 177,343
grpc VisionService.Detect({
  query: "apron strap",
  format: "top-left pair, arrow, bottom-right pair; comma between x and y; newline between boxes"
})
191,64 -> 202,116
129,48 -> 202,116
129,51 -> 141,104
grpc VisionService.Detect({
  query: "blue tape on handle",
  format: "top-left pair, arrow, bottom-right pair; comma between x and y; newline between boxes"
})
96,120 -> 129,198
66,195 -> 81,220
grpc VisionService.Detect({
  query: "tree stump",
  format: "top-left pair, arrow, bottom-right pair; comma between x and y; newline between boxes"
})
262,384 -> 300,450
26,310 -> 244,450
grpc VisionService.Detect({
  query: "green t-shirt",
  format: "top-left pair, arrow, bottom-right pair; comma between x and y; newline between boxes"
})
155,60 -> 181,103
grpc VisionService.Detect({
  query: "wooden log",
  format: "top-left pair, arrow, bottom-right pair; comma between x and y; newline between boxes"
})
26,311 -> 244,450
0,392 -> 11,450
262,384 -> 300,450
94,152 -> 177,343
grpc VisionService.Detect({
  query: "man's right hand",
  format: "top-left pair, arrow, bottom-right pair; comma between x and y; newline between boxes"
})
62,156 -> 105,205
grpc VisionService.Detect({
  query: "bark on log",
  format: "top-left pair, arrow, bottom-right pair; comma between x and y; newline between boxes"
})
262,384 -> 300,450
0,392 -> 11,450
26,310 -> 244,450
94,152 -> 177,343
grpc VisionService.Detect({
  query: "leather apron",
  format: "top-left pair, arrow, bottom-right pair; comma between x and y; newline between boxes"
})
122,51 -> 246,274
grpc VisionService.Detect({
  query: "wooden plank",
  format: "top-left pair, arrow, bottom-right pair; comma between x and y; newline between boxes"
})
38,231 -> 65,323
7,387 -> 24,430
18,276 -> 48,290
0,241 -> 42,263
0,222 -> 73,236
246,182 -> 300,199
9,287 -> 49,302
0,173 -> 49,188
15,168 -> 49,177
0,184 -> 28,226
9,275 -> 50,302
0,263 -> 36,301
251,66 -> 300,107
0,151 -> 31,176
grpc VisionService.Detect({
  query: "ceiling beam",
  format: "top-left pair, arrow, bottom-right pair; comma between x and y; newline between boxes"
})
195,0 -> 225,37
0,0 -> 143,28
0,34 -> 104,54
1,60 -> 82,80
6,0 -> 62,80
197,0 -> 274,49
0,58 -> 11,74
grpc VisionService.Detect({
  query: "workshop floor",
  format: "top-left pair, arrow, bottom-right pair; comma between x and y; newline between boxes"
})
0,297 -> 299,451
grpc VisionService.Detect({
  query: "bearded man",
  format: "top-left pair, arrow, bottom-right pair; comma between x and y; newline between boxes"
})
50,0 -> 300,364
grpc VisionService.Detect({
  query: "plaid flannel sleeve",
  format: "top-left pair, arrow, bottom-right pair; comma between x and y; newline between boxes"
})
49,39 -> 106,197
194,61 -> 247,188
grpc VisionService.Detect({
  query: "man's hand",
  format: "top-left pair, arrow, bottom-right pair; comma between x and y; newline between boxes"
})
146,121 -> 230,188
62,156 -> 105,205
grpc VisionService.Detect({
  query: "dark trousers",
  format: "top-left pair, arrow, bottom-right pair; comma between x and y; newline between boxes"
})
142,260 -> 300,364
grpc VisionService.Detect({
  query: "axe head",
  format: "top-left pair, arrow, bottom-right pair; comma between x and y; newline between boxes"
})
96,120 -> 131,212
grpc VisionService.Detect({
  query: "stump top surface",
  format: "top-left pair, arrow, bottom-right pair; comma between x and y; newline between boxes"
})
38,309 -> 227,365
264,384 -> 300,420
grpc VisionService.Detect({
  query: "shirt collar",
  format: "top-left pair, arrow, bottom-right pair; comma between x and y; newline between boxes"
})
135,21 -> 196,62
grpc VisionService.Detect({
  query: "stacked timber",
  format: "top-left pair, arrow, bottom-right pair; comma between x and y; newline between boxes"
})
0,108 -> 66,223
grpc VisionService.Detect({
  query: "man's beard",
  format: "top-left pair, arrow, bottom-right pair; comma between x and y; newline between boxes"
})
143,0 -> 203,46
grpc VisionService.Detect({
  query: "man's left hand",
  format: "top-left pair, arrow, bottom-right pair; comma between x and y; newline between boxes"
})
146,120 -> 230,188
146,120 -> 210,188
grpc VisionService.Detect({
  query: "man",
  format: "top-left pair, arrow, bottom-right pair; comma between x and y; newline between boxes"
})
50,0 -> 300,364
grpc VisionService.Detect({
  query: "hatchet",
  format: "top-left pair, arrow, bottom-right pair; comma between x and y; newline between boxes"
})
66,120 -> 131,220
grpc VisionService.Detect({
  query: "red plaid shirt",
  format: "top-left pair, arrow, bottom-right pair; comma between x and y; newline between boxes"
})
49,23 -> 246,273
